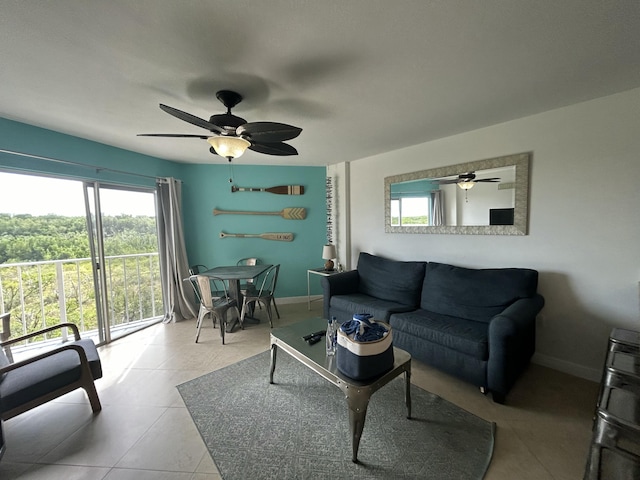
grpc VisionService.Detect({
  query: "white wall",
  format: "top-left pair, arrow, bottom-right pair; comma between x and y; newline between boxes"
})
327,162 -> 351,270
340,87 -> 640,381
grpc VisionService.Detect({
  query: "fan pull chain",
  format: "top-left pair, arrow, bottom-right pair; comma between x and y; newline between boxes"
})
228,161 -> 235,183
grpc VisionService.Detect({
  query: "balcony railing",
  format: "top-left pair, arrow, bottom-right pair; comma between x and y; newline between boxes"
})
0,253 -> 164,347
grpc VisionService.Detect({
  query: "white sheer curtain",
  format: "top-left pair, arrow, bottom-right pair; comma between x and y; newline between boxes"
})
431,190 -> 445,226
156,177 -> 197,323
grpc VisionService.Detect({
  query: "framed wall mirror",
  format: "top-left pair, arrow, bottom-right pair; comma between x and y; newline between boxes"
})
384,152 -> 530,235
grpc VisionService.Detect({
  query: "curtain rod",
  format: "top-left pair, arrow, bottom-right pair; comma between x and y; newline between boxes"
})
0,148 -> 180,183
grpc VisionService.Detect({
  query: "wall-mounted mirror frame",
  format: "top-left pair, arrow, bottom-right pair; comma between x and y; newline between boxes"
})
384,152 -> 530,235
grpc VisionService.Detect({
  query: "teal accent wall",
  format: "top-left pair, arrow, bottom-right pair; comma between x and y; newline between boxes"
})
390,178 -> 438,198
0,117 -> 327,299
0,117 -> 182,186
180,163 -> 327,298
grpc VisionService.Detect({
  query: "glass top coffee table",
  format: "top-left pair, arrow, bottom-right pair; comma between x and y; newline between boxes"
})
269,317 -> 412,463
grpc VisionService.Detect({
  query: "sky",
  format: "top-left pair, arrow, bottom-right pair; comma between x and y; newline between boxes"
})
0,172 -> 156,217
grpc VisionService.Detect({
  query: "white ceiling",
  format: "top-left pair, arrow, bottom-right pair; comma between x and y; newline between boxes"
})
1,1 -> 639,166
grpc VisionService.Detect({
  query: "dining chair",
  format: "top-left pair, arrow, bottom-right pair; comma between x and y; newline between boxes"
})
240,264 -> 280,328
236,257 -> 262,314
193,275 -> 240,344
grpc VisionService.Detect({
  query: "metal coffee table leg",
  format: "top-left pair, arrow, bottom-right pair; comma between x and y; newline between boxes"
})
345,389 -> 370,463
269,344 -> 278,384
405,368 -> 412,418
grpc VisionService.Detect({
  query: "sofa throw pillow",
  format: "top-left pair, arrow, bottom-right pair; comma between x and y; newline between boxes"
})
421,262 -> 538,323
357,252 -> 426,307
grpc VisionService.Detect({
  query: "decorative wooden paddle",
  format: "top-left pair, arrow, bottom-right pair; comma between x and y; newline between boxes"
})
213,207 -> 306,220
219,231 -> 294,242
231,185 -> 305,195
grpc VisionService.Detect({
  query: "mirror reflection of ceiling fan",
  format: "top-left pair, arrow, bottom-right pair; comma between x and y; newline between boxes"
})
138,90 -> 302,162
437,172 -> 500,190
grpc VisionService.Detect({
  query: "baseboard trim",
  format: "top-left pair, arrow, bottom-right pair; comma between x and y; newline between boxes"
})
532,352 -> 601,382
275,295 -> 321,305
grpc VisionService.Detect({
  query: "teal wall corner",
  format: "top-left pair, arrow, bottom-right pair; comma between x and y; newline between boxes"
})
180,163 -> 327,298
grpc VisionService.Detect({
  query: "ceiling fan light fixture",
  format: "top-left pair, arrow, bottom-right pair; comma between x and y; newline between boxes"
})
207,136 -> 251,159
457,181 -> 475,190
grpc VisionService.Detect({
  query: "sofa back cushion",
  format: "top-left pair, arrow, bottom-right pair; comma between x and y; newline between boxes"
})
420,262 -> 539,322
357,252 -> 426,307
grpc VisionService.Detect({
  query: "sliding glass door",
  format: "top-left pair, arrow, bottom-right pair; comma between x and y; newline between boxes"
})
0,171 -> 163,346
84,183 -> 163,342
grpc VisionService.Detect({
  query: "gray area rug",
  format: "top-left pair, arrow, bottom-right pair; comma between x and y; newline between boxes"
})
177,351 -> 495,480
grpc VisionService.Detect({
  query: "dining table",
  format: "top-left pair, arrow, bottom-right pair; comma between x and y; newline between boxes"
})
201,264 -> 272,332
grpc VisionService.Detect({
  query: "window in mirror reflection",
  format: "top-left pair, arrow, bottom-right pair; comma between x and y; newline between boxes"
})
391,197 -> 430,226
390,179 -> 437,226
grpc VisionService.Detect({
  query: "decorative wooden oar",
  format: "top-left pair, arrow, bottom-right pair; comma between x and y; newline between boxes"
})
213,207 -> 306,220
219,231 -> 294,242
231,185 -> 304,195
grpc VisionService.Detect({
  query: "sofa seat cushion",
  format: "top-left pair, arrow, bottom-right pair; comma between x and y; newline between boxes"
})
0,339 -> 102,414
331,293 -> 416,322
421,262 -> 539,323
390,310 -> 489,360
357,253 -> 426,308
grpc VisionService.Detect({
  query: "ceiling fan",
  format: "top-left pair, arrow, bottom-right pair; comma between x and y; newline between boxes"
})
437,172 -> 500,190
138,90 -> 302,161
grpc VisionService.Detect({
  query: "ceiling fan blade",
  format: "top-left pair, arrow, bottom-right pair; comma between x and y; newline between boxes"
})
437,179 -> 459,184
137,133 -> 210,139
475,178 -> 501,182
159,104 -> 224,134
249,142 -> 299,156
237,122 -> 302,142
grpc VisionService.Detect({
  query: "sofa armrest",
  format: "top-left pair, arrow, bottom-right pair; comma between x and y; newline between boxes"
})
487,294 -> 545,399
490,295 -> 544,339
321,270 -> 360,318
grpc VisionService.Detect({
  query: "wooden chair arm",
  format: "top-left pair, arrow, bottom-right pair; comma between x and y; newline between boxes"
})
0,343 -> 90,375
0,322 -> 81,348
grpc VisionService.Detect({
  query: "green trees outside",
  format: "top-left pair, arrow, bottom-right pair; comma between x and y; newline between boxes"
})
0,213 -> 158,263
0,214 -> 163,341
391,215 -> 429,226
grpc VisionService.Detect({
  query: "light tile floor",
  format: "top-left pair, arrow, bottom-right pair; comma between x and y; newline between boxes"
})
0,301 -> 599,479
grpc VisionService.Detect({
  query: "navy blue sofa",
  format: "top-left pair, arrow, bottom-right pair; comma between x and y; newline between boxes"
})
322,252 -> 545,403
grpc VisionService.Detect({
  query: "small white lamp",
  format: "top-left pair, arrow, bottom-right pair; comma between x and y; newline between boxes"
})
322,244 -> 337,271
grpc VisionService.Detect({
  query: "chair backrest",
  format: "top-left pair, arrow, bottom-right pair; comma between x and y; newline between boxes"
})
189,264 -> 209,275
236,258 -> 260,266
194,275 -> 213,308
271,264 -> 280,294
237,258 -> 261,285
185,276 -> 203,304
254,264 -> 280,297
195,275 -> 230,310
